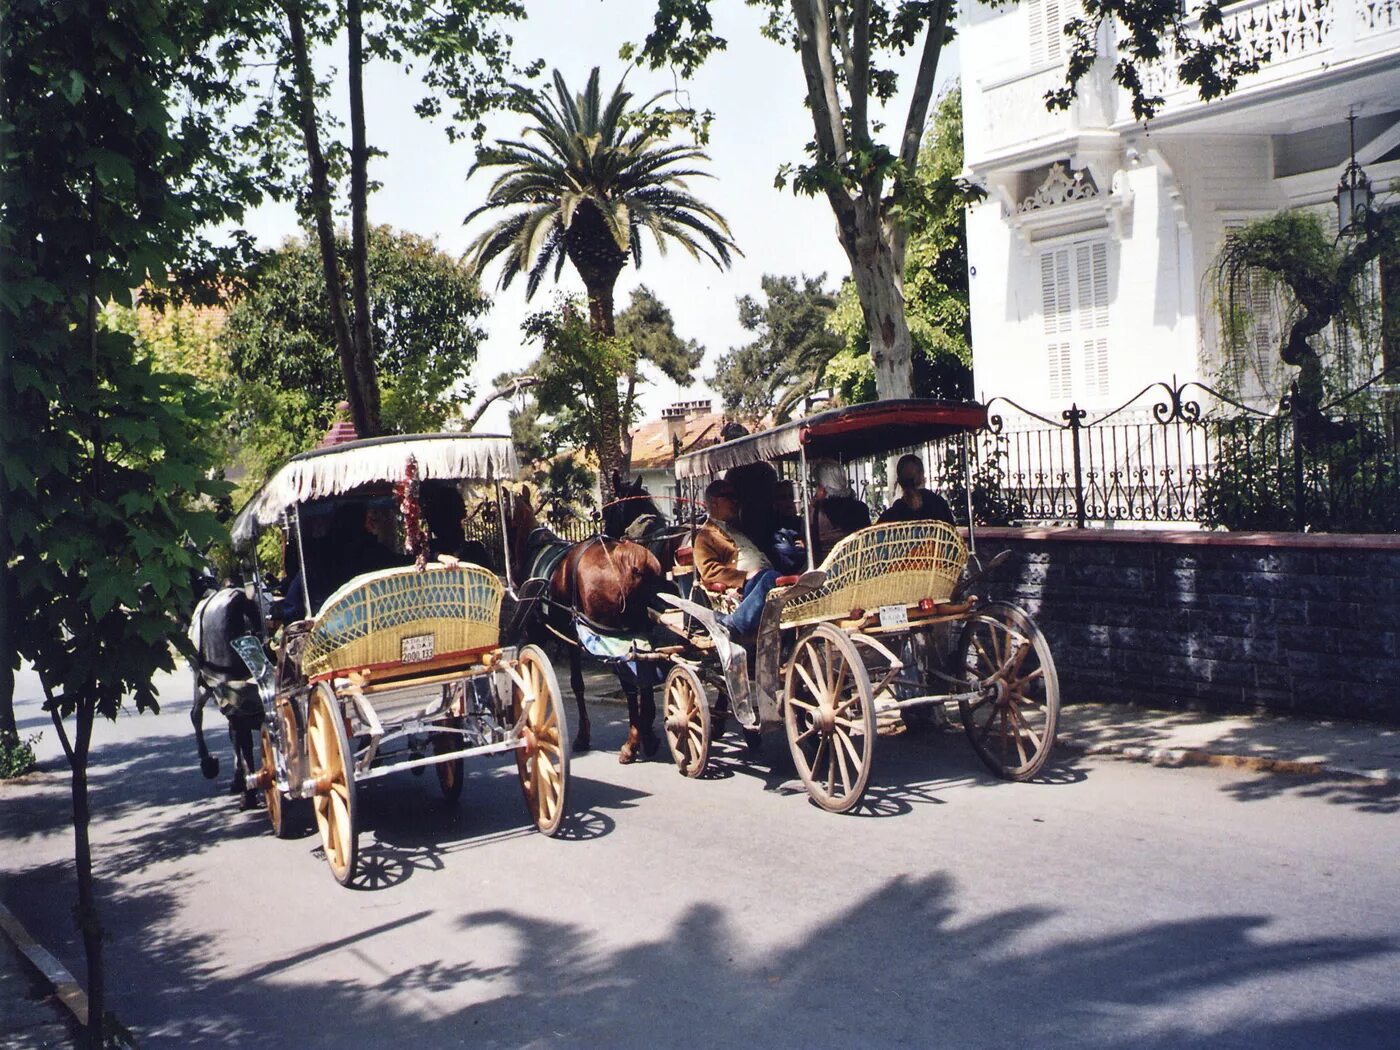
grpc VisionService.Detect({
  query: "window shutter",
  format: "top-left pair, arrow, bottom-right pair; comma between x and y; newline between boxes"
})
1043,0 -> 1062,63
1081,337 -> 1109,397
1028,0 -> 1045,66
1049,342 -> 1073,400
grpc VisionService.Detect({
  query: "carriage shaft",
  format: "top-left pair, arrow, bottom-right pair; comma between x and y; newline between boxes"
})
351,737 -> 523,781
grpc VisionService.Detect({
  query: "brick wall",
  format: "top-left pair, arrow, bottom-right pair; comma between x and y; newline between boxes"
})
974,528 -> 1400,723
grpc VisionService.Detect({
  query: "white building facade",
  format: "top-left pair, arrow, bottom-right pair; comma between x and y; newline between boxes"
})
961,0 -> 1400,415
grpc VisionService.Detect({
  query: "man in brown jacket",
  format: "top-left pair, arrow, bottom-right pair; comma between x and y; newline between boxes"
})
694,478 -> 781,636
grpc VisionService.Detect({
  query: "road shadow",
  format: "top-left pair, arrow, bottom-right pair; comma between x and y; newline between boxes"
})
65,866 -> 1400,1048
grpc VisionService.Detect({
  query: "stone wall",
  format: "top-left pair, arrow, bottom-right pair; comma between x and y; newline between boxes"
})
975,528 -> 1400,723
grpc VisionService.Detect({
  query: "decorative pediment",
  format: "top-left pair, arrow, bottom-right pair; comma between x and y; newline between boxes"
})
1018,164 -> 1099,212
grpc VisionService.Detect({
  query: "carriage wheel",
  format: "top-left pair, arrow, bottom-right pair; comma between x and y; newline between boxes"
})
956,602 -> 1060,781
511,645 -> 570,836
258,724 -> 293,839
307,683 -> 358,886
432,716 -> 465,804
663,664 -> 710,778
783,623 -> 876,813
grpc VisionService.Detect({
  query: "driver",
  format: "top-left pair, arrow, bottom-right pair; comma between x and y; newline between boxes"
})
693,478 -> 780,637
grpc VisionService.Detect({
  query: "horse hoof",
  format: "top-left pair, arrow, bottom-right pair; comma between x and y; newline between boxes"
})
200,755 -> 220,780
240,790 -> 259,812
572,736 -> 591,754
228,772 -> 246,795
641,729 -> 661,759
618,727 -> 640,764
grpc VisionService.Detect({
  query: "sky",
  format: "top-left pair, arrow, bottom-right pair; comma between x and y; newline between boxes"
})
238,1 -> 960,433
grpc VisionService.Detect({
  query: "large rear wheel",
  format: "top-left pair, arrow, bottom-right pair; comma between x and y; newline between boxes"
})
956,602 -> 1059,781
307,683 -> 358,886
783,623 -> 876,813
663,664 -> 710,777
512,645 -> 570,836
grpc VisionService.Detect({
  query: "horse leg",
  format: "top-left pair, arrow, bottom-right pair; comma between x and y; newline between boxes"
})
568,644 -> 591,753
234,721 -> 259,810
226,721 -> 247,796
617,672 -> 642,765
638,675 -> 659,758
191,670 -> 219,780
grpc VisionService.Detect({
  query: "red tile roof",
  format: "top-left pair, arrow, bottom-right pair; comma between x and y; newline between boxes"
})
629,410 -> 727,470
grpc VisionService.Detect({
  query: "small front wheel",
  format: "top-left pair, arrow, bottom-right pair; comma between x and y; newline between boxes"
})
663,664 -> 710,777
432,716 -> 466,804
783,623 -> 876,813
511,645 -> 570,836
956,602 -> 1059,781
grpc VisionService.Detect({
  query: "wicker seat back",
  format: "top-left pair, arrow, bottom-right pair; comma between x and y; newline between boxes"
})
302,564 -> 503,680
780,521 -> 967,627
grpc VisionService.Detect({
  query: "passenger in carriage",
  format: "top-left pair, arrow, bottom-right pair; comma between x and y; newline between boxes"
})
694,478 -> 780,637
422,484 -> 492,568
808,459 -> 871,566
877,454 -> 955,527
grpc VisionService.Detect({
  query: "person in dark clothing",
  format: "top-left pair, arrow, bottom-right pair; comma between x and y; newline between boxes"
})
877,454 -> 955,526
809,459 -> 871,565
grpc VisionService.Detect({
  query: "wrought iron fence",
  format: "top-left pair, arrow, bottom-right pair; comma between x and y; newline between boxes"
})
915,379 -> 1398,532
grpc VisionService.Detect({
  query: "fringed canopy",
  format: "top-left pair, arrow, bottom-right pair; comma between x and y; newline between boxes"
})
231,433 -> 518,548
675,400 -> 987,479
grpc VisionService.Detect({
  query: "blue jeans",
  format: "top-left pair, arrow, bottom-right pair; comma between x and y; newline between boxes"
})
720,569 -> 779,636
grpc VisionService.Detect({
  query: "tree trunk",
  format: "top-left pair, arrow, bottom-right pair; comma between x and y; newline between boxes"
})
53,700 -> 101,1048
843,218 -> 915,400
346,0 -> 381,433
283,2 -> 377,439
583,281 -> 626,501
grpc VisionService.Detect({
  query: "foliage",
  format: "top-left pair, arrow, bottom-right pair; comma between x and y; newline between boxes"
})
615,285 -> 705,388
1213,207 -> 1400,418
530,457 -> 600,528
711,274 -> 843,423
224,226 -> 489,438
937,439 -> 1028,527
0,732 -> 40,780
518,299 -> 638,465
468,66 -> 733,496
2,1 -> 258,1038
827,85 -> 975,405
1197,415 -> 1400,533
466,67 -> 736,323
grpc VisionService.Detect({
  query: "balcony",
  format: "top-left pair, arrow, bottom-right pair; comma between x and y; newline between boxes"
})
1130,0 -> 1400,124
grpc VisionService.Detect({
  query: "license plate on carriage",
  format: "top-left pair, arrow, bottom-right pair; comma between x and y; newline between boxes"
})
401,633 -> 435,663
878,604 -> 909,629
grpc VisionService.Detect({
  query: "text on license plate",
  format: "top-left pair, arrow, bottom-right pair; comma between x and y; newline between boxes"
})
401,634 -> 435,663
878,604 -> 909,628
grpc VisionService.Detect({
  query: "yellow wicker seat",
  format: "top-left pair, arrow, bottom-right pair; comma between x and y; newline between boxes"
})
302,564 -> 503,680
781,521 -> 967,628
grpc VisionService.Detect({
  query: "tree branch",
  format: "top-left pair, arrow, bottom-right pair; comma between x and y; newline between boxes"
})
848,0 -> 870,144
790,0 -> 848,165
43,681 -> 75,766
898,0 -> 951,173
464,375 -> 539,430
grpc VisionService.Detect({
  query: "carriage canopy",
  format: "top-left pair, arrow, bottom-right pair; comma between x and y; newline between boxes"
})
672,400 -> 987,480
230,433 -> 518,548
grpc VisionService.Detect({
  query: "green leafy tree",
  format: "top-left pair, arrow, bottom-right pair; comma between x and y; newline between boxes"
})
2,1 -> 256,1042
466,66 -> 736,496
616,285 -> 705,461
229,0 -> 528,438
827,86 -> 975,404
711,274 -> 843,424
225,226 -> 490,440
634,1 -> 1268,402
531,457 -> 600,528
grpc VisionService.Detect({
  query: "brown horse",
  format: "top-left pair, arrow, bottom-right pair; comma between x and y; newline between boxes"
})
503,487 -> 665,763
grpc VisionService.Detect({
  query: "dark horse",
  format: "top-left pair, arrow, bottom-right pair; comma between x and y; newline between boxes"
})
601,473 -> 698,578
189,585 -> 265,807
503,487 -> 666,763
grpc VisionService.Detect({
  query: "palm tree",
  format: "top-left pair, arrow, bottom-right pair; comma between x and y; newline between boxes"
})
465,67 -> 737,336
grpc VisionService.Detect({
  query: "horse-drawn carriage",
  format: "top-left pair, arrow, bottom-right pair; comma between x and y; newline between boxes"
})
226,433 -> 571,884
651,399 -> 1061,812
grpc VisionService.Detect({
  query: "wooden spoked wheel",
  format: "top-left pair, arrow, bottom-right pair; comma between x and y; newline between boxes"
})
783,623 -> 876,813
663,664 -> 710,778
432,716 -> 465,803
259,724 -> 290,839
956,602 -> 1060,781
511,645 -> 570,836
307,683 -> 358,886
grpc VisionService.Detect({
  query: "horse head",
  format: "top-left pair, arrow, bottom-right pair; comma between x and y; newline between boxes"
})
603,474 -> 664,540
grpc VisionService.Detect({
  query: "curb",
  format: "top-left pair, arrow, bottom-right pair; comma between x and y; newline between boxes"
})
1058,737 -> 1395,784
0,901 -> 88,1027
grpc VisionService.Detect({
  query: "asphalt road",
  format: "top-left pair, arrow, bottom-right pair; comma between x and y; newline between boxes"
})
3,662 -> 1399,1048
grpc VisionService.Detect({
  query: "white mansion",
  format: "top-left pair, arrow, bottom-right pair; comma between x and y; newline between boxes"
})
960,0 -> 1400,415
